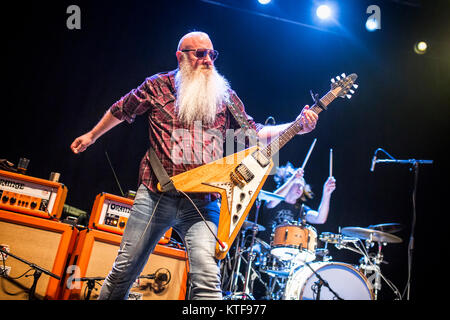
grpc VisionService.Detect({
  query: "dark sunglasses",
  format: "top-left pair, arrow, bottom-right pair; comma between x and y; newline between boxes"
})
181,48 -> 219,61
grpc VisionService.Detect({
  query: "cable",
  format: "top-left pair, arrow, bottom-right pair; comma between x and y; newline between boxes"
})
178,190 -> 226,250
354,240 -> 402,299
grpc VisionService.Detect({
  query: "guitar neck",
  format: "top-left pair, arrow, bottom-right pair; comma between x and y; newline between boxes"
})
261,90 -> 336,159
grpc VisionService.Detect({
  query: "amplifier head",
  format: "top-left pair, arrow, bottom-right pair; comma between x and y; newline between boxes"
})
0,169 -> 67,220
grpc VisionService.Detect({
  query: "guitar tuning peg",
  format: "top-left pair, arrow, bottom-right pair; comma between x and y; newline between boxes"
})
341,73 -> 346,78
336,76 -> 341,81
331,78 -> 335,83
346,94 -> 352,99
353,84 -> 358,89
349,89 -> 355,94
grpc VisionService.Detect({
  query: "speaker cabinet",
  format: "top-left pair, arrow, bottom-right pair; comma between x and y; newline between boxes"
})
62,229 -> 188,300
0,210 -> 78,300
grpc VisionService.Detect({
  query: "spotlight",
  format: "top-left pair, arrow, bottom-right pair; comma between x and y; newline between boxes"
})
414,41 -> 427,54
258,0 -> 271,4
316,5 -> 331,20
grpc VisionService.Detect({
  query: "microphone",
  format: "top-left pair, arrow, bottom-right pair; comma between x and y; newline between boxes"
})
370,154 -> 377,172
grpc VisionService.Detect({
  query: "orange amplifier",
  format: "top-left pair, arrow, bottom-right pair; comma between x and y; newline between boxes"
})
0,169 -> 68,220
61,229 -> 188,300
88,192 -> 172,243
0,210 -> 78,300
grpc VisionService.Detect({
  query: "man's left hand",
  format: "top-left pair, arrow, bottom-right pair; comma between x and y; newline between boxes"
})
296,105 -> 318,134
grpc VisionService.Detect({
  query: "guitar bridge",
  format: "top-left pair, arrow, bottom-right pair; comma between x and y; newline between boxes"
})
230,172 -> 245,189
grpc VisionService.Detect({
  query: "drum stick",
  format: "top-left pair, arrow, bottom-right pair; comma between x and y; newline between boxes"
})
329,148 -> 333,177
301,138 -> 317,170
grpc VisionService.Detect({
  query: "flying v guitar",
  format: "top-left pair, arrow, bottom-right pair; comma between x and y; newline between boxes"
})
158,73 -> 358,259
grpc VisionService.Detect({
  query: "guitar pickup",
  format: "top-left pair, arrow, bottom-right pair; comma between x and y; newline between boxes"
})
251,150 -> 270,168
235,164 -> 254,182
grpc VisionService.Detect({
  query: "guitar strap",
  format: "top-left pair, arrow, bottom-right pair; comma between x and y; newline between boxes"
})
148,147 -> 176,193
226,97 -> 258,142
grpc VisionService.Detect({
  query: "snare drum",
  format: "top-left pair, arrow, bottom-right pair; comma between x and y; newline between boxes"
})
284,262 -> 374,300
270,223 -> 317,262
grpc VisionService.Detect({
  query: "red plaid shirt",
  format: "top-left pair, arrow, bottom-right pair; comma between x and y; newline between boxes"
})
109,69 -> 262,194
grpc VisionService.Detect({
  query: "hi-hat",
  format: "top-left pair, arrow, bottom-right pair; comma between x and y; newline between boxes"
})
368,223 -> 403,234
341,227 -> 403,243
257,190 -> 285,202
242,220 -> 266,232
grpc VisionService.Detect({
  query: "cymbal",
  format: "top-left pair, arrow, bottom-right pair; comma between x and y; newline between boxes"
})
254,237 -> 271,251
242,220 -> 266,232
341,227 -> 403,243
257,190 -> 285,202
368,223 -> 403,234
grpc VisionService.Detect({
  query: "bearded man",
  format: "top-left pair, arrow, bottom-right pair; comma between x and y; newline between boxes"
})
70,31 -> 318,300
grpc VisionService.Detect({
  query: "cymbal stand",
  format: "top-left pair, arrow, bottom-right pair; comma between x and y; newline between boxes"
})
359,239 -> 384,300
228,198 -> 263,300
236,199 -> 262,300
227,230 -> 246,295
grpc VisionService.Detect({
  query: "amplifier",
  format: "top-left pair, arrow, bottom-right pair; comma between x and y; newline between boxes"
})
0,169 -> 68,220
88,192 -> 172,243
61,229 -> 188,300
0,210 -> 78,300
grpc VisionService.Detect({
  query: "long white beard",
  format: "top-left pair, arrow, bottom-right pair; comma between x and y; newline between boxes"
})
175,61 -> 230,126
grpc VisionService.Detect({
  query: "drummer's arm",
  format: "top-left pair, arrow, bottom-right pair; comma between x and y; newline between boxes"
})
267,168 -> 304,208
306,177 -> 336,224
266,175 -> 297,208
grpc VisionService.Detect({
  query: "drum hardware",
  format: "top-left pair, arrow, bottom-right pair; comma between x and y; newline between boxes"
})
315,248 -> 332,262
226,193 -> 269,300
368,222 -> 403,234
336,226 -> 403,300
341,227 -> 403,244
242,220 -> 266,232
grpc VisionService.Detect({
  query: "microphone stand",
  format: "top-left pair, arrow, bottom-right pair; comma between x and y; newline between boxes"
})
302,261 -> 343,300
72,277 -> 105,300
372,151 -> 433,300
0,247 -> 61,300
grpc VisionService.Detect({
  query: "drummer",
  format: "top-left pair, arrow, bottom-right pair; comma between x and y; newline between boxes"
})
256,162 -> 336,246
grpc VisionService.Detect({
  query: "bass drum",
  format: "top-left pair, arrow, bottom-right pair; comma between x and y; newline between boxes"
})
284,262 -> 374,300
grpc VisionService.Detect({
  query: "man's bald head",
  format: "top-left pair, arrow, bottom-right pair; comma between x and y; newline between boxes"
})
177,31 -> 213,51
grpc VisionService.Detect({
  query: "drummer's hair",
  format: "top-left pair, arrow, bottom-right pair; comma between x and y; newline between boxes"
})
274,162 -> 314,202
301,184 -> 314,201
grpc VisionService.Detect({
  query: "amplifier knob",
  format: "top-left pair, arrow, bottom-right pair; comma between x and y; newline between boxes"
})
30,201 -> 37,209
9,197 -> 16,204
119,221 -> 126,228
2,196 -> 8,202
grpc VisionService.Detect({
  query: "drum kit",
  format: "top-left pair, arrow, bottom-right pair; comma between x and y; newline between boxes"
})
222,190 -> 404,301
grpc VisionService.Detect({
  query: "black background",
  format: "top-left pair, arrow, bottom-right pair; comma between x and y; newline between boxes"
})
2,0 -> 449,302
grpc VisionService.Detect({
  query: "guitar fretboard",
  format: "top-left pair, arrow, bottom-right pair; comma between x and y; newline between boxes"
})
261,90 -> 336,159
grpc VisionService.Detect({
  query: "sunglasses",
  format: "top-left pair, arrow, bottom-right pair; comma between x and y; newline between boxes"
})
181,48 -> 219,61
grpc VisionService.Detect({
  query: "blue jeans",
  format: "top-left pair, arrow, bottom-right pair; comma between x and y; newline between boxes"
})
98,184 -> 222,300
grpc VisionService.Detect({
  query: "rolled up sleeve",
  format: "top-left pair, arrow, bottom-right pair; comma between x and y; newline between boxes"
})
109,77 -> 157,123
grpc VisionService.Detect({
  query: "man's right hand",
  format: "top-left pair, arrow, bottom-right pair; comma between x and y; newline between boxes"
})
70,132 -> 95,154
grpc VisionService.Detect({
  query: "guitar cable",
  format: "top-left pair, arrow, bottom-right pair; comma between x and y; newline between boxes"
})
177,190 -> 227,250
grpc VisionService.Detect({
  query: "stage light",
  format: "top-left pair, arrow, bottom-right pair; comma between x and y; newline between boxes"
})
258,0 -> 271,4
316,5 -> 331,20
414,41 -> 427,54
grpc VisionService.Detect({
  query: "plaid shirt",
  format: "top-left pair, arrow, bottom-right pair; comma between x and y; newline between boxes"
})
109,69 -> 262,194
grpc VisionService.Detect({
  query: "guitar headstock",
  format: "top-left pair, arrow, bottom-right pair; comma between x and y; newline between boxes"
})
331,73 -> 358,99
